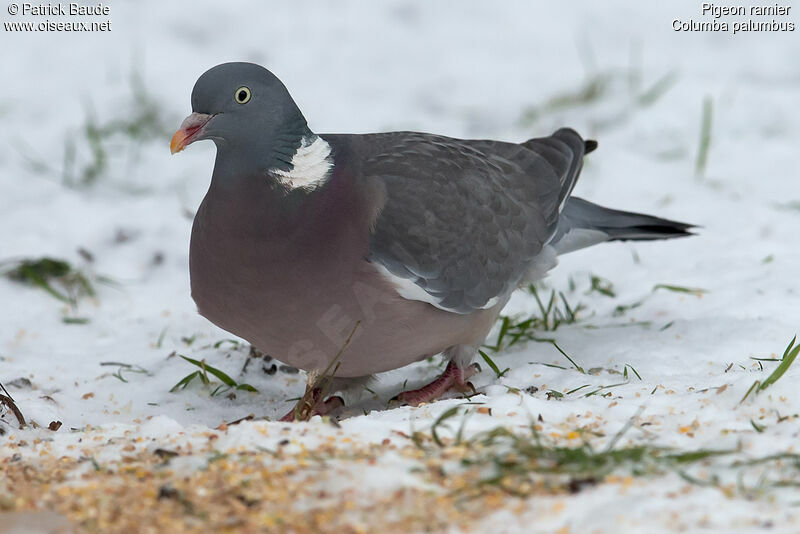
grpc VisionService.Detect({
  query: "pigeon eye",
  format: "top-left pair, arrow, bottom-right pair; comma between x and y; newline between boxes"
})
234,86 -> 251,104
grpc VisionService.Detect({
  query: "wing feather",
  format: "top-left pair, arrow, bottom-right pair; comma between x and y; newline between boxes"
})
362,129 -> 586,313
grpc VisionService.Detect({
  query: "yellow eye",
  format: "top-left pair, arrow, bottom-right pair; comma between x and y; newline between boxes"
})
234,86 -> 251,104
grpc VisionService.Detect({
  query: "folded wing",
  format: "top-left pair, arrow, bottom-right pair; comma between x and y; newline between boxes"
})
363,128 -> 589,313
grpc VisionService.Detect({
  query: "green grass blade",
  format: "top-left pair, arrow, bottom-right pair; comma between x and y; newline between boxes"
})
210,384 -> 228,397
566,384 -> 591,395
179,355 -> 236,386
758,336 -> 800,392
589,275 -> 616,298
478,350 -> 508,379
739,380 -> 760,405
695,96 -> 714,178
624,364 -> 642,381
653,284 -> 707,296
170,371 -> 200,392
494,316 -> 510,351
431,406 -> 461,447
637,70 -> 678,107
550,341 -> 585,374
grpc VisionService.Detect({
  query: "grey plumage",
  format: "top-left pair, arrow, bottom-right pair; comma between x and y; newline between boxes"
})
365,129 -> 589,313
555,197 -> 694,245
172,62 -> 693,406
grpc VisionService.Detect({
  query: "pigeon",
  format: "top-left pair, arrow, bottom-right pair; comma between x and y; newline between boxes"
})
171,62 -> 693,420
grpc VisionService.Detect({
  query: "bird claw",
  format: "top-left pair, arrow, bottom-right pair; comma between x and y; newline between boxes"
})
280,393 -> 344,422
453,380 -> 477,395
392,361 -> 482,406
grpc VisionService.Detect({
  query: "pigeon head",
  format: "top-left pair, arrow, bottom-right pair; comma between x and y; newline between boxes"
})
171,62 -> 311,174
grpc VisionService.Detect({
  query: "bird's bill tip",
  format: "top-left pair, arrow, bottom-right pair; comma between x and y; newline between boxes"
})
170,112 -> 212,154
170,129 -> 189,154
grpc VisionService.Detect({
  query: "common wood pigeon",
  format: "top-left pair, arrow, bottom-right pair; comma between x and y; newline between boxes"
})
171,63 -> 693,420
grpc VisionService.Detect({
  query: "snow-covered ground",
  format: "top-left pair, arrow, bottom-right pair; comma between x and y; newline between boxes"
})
1,1 -> 799,532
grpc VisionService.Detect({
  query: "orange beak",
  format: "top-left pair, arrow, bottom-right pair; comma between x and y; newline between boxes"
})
170,113 -> 213,154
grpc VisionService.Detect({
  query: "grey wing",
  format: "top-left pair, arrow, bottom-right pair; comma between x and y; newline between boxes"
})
364,128 -> 589,314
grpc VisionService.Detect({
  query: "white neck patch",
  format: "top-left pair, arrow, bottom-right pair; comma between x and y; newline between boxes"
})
272,135 -> 333,190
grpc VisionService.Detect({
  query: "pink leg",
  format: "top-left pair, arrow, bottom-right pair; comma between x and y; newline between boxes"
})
280,389 -> 344,422
393,361 -> 481,406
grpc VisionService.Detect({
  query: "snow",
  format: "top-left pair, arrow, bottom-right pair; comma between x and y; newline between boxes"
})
1,1 -> 799,532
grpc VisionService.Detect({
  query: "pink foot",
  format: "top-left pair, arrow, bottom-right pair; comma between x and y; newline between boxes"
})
393,361 -> 481,406
280,389 -> 344,422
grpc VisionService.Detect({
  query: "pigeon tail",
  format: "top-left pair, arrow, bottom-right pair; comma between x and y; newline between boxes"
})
551,197 -> 695,255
